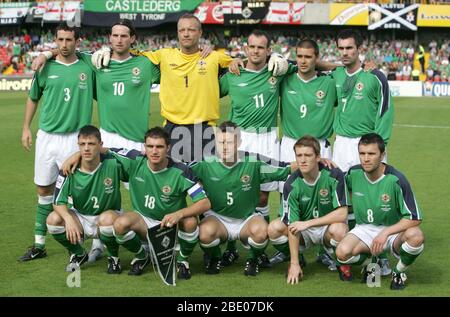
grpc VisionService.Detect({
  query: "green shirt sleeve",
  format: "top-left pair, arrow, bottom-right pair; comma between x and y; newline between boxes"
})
28,71 -> 43,101
259,157 -> 291,183
219,73 -> 229,98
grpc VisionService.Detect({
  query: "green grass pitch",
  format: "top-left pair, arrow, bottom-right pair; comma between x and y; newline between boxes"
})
1,91 -> 449,296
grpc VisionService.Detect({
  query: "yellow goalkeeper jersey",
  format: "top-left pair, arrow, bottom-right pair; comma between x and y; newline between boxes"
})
141,48 -> 232,125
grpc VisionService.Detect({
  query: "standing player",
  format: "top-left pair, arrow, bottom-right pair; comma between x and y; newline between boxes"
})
48,126 -> 124,273
93,14 -> 231,162
19,23 -> 94,262
268,136 -> 349,283
108,128 -> 210,278
273,39 -> 338,269
219,30 -> 296,267
336,133 -> 424,290
331,29 -> 394,274
332,29 -> 394,173
34,20 -> 161,261
192,122 -> 294,276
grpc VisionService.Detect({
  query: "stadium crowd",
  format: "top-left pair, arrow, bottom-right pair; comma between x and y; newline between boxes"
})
1,30 -> 449,82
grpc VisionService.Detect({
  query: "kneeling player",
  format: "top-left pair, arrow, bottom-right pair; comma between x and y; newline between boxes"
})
268,136 -> 349,284
109,128 -> 210,278
48,126 -> 124,273
191,121 -> 295,276
336,133 -> 424,290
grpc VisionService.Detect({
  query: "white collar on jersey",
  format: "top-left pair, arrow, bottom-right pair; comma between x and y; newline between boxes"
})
364,172 -> 385,184
78,162 -> 102,175
110,56 -> 133,63
244,64 -> 268,73
345,67 -> 363,77
146,160 -> 167,174
296,72 -> 317,83
302,171 -> 321,186
55,59 -> 79,67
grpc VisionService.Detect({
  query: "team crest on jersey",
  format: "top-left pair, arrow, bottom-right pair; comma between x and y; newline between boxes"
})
132,67 -> 141,76
381,193 -> 390,203
161,236 -> 170,248
316,90 -> 325,99
268,76 -> 277,86
319,188 -> 328,197
79,73 -> 87,81
241,175 -> 251,184
162,185 -> 172,194
356,82 -> 364,91
104,178 -> 113,186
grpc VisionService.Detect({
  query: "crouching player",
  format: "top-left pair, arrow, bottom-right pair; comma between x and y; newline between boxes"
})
336,133 -> 424,290
267,136 -> 349,284
48,125 -> 124,273
191,121 -> 296,277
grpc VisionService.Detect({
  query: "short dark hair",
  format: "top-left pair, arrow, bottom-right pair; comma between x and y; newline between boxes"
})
112,19 -> 136,37
217,121 -> 241,140
359,133 -> 385,153
336,29 -> 363,48
178,13 -> 202,30
55,22 -> 80,40
293,135 -> 320,156
144,127 -> 170,146
296,38 -> 319,56
249,30 -> 271,48
78,125 -> 101,142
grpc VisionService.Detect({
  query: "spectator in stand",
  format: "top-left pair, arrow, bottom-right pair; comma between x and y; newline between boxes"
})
412,68 -> 420,81
402,60 -> 412,81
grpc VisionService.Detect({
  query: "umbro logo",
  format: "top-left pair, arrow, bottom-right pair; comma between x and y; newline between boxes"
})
135,177 -> 145,182
102,69 -> 111,73
354,192 -> 364,197
75,185 -> 83,190
48,75 -> 59,79
287,90 -> 297,94
238,83 -> 248,87
301,196 -> 311,202
210,177 -> 220,181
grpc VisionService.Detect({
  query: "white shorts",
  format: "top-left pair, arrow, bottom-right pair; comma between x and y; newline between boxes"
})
239,129 -> 280,192
100,128 -> 143,151
349,224 -> 399,254
332,135 -> 387,173
204,210 -> 260,242
135,211 -> 161,229
34,129 -> 79,186
300,225 -> 329,250
71,209 -> 122,239
279,136 -> 332,192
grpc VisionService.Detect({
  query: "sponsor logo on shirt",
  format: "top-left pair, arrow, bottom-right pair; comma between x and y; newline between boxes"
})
49,75 -> 59,79
287,90 -> 297,94
301,196 -> 311,202
134,177 -> 145,182
354,192 -> 364,197
210,177 -> 220,181
238,83 -> 249,87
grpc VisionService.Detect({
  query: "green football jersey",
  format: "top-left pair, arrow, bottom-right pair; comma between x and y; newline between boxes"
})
282,164 -> 348,224
78,53 -> 160,142
109,148 -> 207,220
190,152 -> 291,219
280,73 -> 337,140
28,59 -> 94,133
53,154 -> 125,216
220,64 -> 295,131
332,67 -> 394,144
345,164 -> 423,226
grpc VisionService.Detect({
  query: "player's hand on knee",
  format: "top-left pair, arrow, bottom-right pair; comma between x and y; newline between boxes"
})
371,233 -> 388,256
65,219 -> 83,244
268,53 -> 288,76
160,212 -> 181,229
91,46 -> 111,69
229,58 -> 245,75
21,128 -> 32,151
